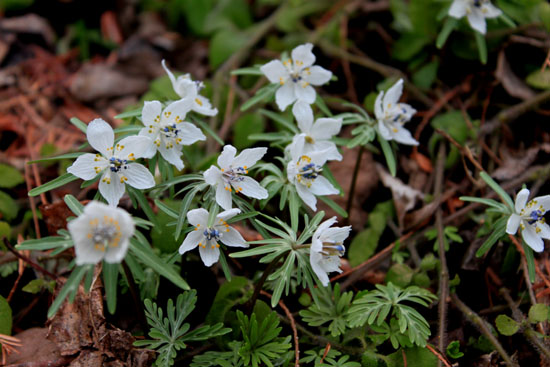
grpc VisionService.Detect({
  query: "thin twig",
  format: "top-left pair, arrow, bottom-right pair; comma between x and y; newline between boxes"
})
3,238 -> 57,280
434,145 -> 449,367
344,145 -> 364,226
426,344 -> 452,367
451,293 -> 519,367
245,253 -> 285,313
260,290 -> 300,367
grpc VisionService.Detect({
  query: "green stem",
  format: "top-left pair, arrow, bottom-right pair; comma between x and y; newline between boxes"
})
245,252 -> 286,314
344,145 -> 364,226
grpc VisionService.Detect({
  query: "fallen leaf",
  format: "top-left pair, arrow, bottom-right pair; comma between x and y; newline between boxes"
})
492,146 -> 539,180
496,50 -> 536,100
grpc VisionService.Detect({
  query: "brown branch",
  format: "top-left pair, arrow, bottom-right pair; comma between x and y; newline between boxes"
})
3,238 -> 57,280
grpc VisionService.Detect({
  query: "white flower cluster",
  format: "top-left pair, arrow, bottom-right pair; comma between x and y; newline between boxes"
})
507,189 -> 550,252
448,0 -> 502,35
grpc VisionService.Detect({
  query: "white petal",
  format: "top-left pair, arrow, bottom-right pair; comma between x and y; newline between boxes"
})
383,79 -> 404,109
378,120 -> 392,140
116,136 -> 153,160
176,122 -> 206,145
260,60 -> 288,84
448,0 -> 468,18
216,182 -> 233,210
515,189 -> 530,213
67,153 -> 104,180
522,224 -> 545,252
158,143 -> 184,171
174,78 -> 197,99
217,208 -> 241,221
122,163 -> 155,189
291,43 -> 315,68
309,176 -> 338,196
193,96 -> 218,116
536,222 -> 550,240
322,226 -> 351,243
199,245 -> 220,267
392,126 -> 419,146
374,91 -> 384,120
163,98 -> 193,123
289,135 -> 306,160
303,65 -> 332,86
308,141 -> 342,161
294,83 -> 316,104
292,100 -> 313,133
235,176 -> 268,199
219,227 -> 247,248
204,166 -> 223,186
467,11 -> 486,34
533,195 -> 550,213
138,128 -> 159,158
482,3 -> 501,18
141,101 -> 162,125
99,172 -> 126,207
310,251 -> 330,286
313,217 -> 338,242
179,230 -> 203,255
308,149 -> 330,167
162,59 -> 178,93
506,214 -> 521,234
396,103 -> 417,120
87,119 -> 114,157
68,215 -> 104,265
275,82 -> 296,111
104,237 -> 130,263
218,145 -> 237,169
188,208 -> 209,226
295,183 -> 317,211
233,147 -> 267,169
311,118 -> 341,140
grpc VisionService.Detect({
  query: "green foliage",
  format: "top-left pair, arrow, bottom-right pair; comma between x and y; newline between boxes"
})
446,340 -> 464,359
233,113 -> 266,149
22,278 -> 56,294
135,290 -> 231,367
347,283 -> 436,347
0,163 -> 24,188
236,310 -> 292,367
528,304 -> 549,323
429,111 -> 471,168
348,201 -> 393,267
495,314 -> 520,336
0,295 -> 12,335
386,346 -> 438,367
0,191 -> 18,221
299,283 -> 353,337
385,263 -> 415,288
526,69 -> 550,90
425,225 -> 463,252
300,349 -> 361,367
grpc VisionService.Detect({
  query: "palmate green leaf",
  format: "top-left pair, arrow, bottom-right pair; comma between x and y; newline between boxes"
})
299,283 -> 353,337
347,283 -> 436,347
136,290 -> 231,367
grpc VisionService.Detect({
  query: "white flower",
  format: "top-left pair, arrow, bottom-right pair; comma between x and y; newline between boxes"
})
287,101 -> 342,161
68,201 -> 134,265
448,0 -> 502,35
67,119 -> 155,207
310,216 -> 351,286
287,150 -> 339,211
178,208 -> 247,266
203,145 -> 269,210
374,79 -> 418,146
260,43 -> 332,111
162,60 -> 218,116
139,100 -> 206,170
506,188 -> 550,252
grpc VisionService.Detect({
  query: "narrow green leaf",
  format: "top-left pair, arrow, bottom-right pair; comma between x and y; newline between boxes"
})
315,95 -> 332,116
17,237 -> 73,251
318,196 -> 348,218
70,117 -> 88,134
129,238 -> 189,290
241,84 -> 278,111
377,134 -> 396,176
103,262 -> 119,314
479,172 -> 514,210
475,216 -> 507,257
231,66 -> 263,76
28,173 -> 79,196
459,196 -> 508,212
192,117 -> 224,146
436,17 -> 457,48
155,199 -> 179,219
28,152 -> 84,164
115,108 -> 142,119
127,187 -> 159,227
64,194 -> 84,216
260,109 -> 299,134
474,32 -> 487,65
523,242 -> 536,283
47,265 -> 90,318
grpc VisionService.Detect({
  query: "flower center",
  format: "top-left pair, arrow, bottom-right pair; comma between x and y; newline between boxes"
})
321,241 -> 345,256
198,227 -> 223,250
87,216 -> 121,252
528,209 -> 545,225
296,155 -> 322,188
161,123 -> 180,139
109,157 -> 128,173
305,135 -> 315,144
221,166 -> 248,193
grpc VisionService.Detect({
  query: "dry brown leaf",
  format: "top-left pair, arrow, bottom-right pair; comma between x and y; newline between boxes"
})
496,50 -> 536,101
492,146 -> 539,180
